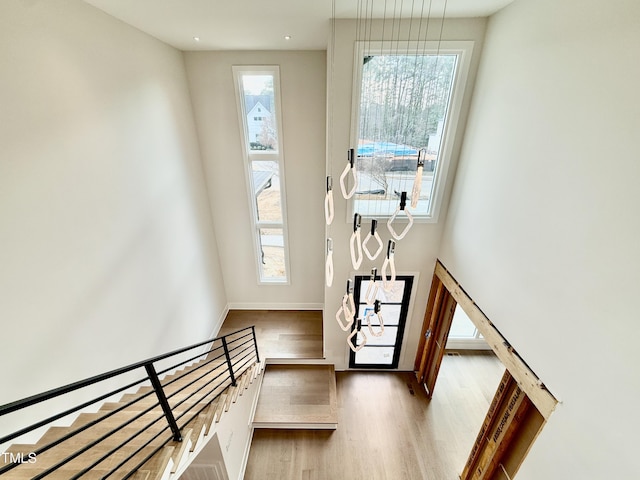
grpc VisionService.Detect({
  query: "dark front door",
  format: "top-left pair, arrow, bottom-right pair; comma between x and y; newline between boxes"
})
349,275 -> 414,369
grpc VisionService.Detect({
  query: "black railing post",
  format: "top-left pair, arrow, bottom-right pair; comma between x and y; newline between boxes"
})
251,325 -> 260,363
144,363 -> 182,442
221,337 -> 237,386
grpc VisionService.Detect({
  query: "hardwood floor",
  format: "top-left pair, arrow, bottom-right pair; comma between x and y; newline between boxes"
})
253,365 -> 338,428
219,310 -> 323,360
244,352 -> 504,480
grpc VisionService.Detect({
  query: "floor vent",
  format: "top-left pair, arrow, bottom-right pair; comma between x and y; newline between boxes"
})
446,352 -> 461,357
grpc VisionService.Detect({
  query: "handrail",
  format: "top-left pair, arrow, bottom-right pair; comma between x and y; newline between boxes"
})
0,329 -> 246,417
0,325 -> 260,478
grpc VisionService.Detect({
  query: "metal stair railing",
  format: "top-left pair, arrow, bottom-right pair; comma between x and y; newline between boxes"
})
0,326 -> 259,479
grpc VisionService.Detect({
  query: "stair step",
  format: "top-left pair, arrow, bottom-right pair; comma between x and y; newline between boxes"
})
139,445 -> 175,480
158,362 -> 228,387
184,407 -> 212,450
34,415 -> 174,450
202,401 -> 219,434
113,379 -> 231,413
214,394 -> 227,423
3,444 -> 164,477
0,467 -> 111,480
168,428 -> 193,473
132,470 -> 151,480
2,356 -> 260,479
224,388 -> 236,411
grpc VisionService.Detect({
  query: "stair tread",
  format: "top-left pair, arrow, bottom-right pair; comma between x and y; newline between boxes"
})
139,445 -> 175,480
3,444 -> 164,477
3,355 -> 261,479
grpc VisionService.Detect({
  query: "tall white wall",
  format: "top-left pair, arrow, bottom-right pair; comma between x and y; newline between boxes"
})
184,51 -> 326,308
0,0 -> 226,414
439,0 -> 640,477
325,18 -> 487,370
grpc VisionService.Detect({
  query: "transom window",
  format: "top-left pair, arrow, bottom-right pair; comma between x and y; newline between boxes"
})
351,41 -> 473,221
233,66 -> 290,284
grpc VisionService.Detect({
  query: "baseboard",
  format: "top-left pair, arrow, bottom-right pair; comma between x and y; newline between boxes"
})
265,358 -> 328,365
197,304 -> 231,358
209,303 -> 230,339
227,303 -> 323,311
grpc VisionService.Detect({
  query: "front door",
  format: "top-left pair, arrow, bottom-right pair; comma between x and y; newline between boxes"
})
349,275 -> 414,369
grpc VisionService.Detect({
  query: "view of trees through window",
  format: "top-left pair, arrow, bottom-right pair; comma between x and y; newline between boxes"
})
355,53 -> 458,218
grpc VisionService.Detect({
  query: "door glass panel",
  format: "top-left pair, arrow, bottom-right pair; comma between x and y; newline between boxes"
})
361,326 -> 398,346
355,347 -> 395,365
357,304 -> 401,325
360,280 -> 406,303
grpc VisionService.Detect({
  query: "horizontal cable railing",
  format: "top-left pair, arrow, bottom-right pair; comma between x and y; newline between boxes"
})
0,326 -> 259,479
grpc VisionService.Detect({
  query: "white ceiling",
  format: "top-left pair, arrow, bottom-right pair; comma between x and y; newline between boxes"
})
83,0 -> 515,51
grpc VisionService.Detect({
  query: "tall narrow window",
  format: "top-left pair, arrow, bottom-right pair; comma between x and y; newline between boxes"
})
351,41 -> 473,221
233,66 -> 289,284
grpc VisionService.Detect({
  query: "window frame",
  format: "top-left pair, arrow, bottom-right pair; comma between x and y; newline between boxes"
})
349,40 -> 474,223
233,65 -> 291,285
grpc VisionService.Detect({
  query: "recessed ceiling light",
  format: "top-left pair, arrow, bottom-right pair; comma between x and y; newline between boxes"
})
284,35 -> 292,40
193,36 -> 200,42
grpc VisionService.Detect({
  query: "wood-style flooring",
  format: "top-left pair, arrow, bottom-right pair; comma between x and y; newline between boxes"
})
219,310 -> 323,360
244,352 -> 504,480
253,365 -> 338,429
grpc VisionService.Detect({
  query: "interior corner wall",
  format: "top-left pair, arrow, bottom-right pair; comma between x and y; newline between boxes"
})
0,0 -> 227,412
324,18 -> 487,370
183,50 -> 326,308
438,0 -> 640,477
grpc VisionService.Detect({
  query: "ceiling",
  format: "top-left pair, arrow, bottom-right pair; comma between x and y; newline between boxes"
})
83,0 -> 514,51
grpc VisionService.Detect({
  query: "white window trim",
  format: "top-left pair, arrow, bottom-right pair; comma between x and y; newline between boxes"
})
233,65 -> 291,285
349,40 -> 474,223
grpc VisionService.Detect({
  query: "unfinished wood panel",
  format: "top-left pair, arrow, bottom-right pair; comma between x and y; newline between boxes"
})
434,261 -> 557,419
415,278 -> 443,382
462,370 -> 515,479
497,405 -> 545,479
414,273 -> 442,371
461,369 -> 546,480
414,274 -> 457,398
423,292 -> 456,397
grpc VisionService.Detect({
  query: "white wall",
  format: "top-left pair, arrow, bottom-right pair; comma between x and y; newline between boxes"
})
184,51 -> 326,308
439,0 -> 640,477
324,18 -> 487,370
0,0 -> 226,418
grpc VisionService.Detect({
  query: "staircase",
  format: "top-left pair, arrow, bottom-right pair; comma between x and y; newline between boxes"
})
0,327 -> 265,480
